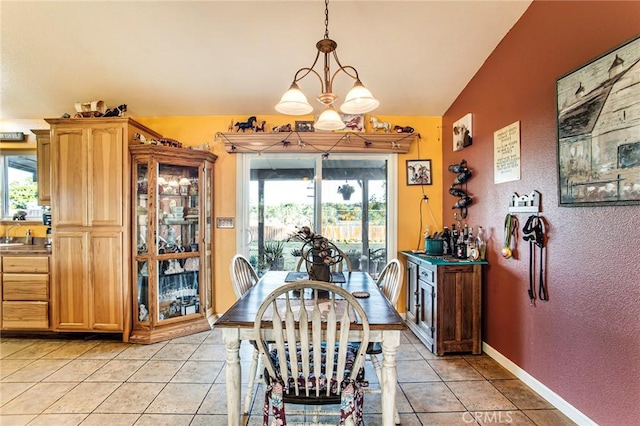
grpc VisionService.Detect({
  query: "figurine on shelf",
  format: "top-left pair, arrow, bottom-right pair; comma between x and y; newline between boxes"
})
370,116 -> 391,132
394,125 -> 415,133
139,304 -> 148,322
272,123 -> 292,132
234,116 -> 257,132
255,120 -> 266,132
103,104 -> 127,117
74,100 -> 106,118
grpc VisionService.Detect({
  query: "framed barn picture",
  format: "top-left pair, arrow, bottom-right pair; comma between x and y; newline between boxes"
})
556,35 -> 640,206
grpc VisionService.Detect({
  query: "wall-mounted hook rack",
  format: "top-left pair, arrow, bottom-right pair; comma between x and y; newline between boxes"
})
509,190 -> 541,213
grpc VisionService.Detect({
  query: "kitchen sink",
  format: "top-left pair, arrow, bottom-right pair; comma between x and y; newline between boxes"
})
0,242 -> 25,247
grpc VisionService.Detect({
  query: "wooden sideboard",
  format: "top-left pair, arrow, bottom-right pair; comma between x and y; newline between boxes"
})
402,251 -> 486,355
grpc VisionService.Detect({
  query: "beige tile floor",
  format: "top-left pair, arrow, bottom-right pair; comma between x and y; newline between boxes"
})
0,329 -> 576,425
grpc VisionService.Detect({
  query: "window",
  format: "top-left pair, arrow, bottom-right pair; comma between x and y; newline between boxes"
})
1,151 -> 41,219
237,153 -> 397,278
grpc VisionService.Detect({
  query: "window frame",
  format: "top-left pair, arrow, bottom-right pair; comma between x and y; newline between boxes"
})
0,149 -> 41,221
235,152 -> 398,261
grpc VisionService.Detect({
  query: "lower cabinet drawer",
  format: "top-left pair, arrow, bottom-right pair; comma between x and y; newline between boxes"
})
2,257 -> 49,273
418,265 -> 435,283
3,275 -> 49,300
2,301 -> 49,329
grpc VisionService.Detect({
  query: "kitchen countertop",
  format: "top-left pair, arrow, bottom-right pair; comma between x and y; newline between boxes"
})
0,243 -> 50,255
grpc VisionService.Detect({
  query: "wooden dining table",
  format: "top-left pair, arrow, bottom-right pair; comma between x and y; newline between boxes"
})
214,270 -> 406,425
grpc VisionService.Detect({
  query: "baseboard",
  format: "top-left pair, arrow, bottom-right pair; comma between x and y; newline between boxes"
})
482,342 -> 597,426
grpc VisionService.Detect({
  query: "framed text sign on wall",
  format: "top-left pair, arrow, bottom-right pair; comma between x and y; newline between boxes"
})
556,35 -> 640,206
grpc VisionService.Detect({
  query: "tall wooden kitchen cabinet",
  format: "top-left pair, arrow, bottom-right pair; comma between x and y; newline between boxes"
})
129,145 -> 217,343
45,118 -> 162,341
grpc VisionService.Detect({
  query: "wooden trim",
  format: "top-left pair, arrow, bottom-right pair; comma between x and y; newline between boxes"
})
215,131 -> 419,154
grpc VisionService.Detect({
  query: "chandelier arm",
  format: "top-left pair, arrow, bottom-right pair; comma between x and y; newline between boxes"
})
292,49 -> 323,84
329,65 -> 360,92
329,51 -> 360,90
293,67 -> 326,94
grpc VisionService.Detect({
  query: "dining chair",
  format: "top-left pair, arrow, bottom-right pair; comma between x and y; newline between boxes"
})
254,280 -> 370,425
295,246 -> 353,273
367,258 -> 403,424
229,254 -> 260,416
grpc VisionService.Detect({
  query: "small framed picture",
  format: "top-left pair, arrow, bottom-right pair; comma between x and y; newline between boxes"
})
407,159 -> 432,185
453,113 -> 473,151
295,121 -> 314,132
340,114 -> 365,132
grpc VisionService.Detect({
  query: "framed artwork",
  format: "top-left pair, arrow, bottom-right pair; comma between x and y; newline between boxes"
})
406,159 -> 432,185
556,35 -> 640,206
340,114 -> 364,132
453,113 -> 473,151
295,121 -> 314,132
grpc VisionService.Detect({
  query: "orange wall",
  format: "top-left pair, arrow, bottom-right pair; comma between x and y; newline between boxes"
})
443,1 -> 640,424
135,115 -> 442,313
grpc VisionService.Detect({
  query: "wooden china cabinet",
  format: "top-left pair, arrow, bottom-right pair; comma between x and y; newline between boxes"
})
129,145 -> 217,344
45,118 -> 162,340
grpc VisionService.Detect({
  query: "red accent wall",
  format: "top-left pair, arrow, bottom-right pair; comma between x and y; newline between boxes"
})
442,2 -> 640,424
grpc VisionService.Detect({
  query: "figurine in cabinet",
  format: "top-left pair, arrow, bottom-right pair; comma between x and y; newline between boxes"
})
139,304 -> 148,321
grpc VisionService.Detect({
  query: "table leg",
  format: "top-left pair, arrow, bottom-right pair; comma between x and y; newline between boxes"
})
222,328 -> 241,426
381,330 -> 401,426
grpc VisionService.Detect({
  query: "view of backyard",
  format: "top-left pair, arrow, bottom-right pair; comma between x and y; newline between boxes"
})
247,171 -> 388,277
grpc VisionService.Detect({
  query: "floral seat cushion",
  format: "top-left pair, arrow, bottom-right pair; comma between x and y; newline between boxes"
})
263,343 -> 366,425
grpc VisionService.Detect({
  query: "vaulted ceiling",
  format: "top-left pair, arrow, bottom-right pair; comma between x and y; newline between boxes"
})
1,1 -> 532,120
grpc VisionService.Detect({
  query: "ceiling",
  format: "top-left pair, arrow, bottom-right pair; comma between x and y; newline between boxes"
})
1,1 -> 532,120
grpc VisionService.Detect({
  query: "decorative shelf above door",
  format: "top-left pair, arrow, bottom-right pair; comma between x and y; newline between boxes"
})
215,131 -> 420,155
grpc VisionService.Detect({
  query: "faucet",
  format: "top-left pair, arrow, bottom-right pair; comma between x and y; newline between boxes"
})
4,223 -> 21,243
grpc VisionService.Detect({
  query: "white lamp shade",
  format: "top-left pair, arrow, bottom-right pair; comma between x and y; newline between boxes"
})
339,80 -> 380,114
275,83 -> 314,115
314,106 -> 346,131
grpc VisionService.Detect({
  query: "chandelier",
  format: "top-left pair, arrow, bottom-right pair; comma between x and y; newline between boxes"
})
275,0 -> 379,131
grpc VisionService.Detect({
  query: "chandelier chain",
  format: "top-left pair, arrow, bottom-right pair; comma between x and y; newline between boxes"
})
324,0 -> 330,39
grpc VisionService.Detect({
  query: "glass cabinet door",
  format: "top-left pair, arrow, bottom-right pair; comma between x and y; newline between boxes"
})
135,163 -> 149,255
156,163 -> 201,322
134,163 -> 150,324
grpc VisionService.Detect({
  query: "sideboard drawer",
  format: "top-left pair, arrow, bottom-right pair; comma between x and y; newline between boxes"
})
418,265 -> 435,283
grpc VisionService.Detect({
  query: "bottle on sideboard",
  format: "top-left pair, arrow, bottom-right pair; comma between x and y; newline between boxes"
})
442,226 -> 451,255
451,224 -> 458,257
467,228 -> 475,258
456,229 -> 467,259
476,226 -> 486,261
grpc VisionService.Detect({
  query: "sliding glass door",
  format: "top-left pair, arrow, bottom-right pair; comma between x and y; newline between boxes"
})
238,153 -> 396,279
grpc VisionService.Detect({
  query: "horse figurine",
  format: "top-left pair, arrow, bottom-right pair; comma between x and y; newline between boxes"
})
394,125 -> 414,133
370,116 -> 391,132
104,104 -> 127,117
235,116 -> 257,132
188,142 -> 210,151
255,120 -> 266,132
272,123 -> 292,132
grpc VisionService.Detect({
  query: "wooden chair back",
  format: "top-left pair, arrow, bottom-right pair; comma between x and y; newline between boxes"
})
254,280 -> 369,399
376,259 -> 403,308
229,254 -> 259,299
